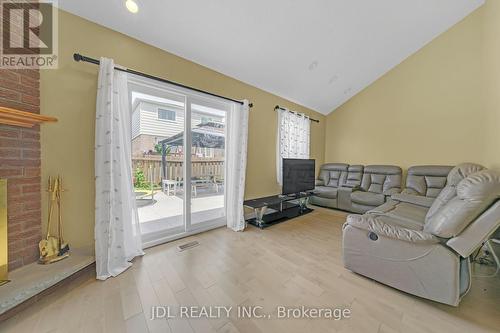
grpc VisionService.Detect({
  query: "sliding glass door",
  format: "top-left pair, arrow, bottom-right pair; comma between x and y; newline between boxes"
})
129,76 -> 229,247
188,97 -> 228,230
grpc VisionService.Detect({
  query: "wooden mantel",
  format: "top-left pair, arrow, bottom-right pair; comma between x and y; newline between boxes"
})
0,106 -> 57,128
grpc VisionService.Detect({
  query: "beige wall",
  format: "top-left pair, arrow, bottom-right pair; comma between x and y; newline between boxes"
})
40,10 -> 325,251
325,1 -> 500,171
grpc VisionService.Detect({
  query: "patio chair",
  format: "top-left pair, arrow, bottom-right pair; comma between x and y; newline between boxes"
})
162,179 -> 178,196
213,176 -> 224,192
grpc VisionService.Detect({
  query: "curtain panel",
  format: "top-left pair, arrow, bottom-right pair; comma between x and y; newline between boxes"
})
225,101 -> 250,231
95,58 -> 144,280
276,108 -> 311,184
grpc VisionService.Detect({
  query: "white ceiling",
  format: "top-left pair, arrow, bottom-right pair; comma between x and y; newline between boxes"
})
58,0 -> 484,115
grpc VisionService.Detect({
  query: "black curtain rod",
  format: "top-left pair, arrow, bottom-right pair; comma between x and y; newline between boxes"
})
274,105 -> 320,123
73,53 -> 253,108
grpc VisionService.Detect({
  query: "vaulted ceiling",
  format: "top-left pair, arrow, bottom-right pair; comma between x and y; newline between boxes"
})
58,0 -> 484,114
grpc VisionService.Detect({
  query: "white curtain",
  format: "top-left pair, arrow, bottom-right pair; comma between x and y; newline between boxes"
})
276,108 -> 311,184
225,100 -> 250,231
94,58 -> 144,280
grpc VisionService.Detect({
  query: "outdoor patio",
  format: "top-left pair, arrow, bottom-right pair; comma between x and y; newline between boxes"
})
133,119 -> 227,235
136,188 -> 225,235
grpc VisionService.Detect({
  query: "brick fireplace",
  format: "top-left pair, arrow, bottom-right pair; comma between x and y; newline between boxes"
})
0,68 -> 41,271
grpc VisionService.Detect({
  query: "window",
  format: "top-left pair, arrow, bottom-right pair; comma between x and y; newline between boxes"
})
158,108 -> 176,121
276,108 -> 311,184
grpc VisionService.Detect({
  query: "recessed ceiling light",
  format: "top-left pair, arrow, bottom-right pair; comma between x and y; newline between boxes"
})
126,0 -> 139,13
329,75 -> 339,84
308,61 -> 318,71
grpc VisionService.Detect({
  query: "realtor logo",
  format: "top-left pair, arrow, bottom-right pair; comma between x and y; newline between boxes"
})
0,0 -> 58,68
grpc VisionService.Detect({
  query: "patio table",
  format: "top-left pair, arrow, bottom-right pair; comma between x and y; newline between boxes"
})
163,177 -> 217,197
191,177 -> 214,197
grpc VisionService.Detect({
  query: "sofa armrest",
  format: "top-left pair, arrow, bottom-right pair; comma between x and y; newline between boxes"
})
391,193 -> 435,208
315,179 -> 325,186
346,214 -> 439,244
337,186 -> 355,211
383,188 -> 401,196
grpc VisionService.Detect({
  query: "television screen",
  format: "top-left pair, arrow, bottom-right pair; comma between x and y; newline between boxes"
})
282,159 -> 315,195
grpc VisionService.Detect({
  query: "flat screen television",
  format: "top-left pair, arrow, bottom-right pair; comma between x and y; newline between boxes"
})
282,158 -> 315,195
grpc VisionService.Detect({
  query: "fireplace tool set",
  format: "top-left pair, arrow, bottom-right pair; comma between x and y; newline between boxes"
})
39,176 -> 69,264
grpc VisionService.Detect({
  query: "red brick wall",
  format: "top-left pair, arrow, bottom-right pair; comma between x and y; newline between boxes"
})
0,69 -> 41,270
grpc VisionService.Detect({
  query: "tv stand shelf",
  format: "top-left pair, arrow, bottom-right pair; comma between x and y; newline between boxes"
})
243,193 -> 313,229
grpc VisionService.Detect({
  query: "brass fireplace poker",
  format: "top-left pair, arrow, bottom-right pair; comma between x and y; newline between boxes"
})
39,176 -> 69,264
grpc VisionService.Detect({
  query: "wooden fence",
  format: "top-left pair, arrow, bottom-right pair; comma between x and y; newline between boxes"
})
132,157 -> 224,184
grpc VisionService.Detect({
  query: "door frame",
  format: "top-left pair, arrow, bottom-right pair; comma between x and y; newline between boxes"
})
128,75 -> 229,248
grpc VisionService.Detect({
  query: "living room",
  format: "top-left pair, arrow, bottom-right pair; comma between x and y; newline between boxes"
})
0,0 -> 499,332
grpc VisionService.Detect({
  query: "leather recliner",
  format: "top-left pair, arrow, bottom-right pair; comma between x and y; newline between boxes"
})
342,163 -> 500,306
371,165 -> 454,218
389,165 -> 453,208
350,165 -> 402,213
403,165 -> 453,197
310,163 -> 349,208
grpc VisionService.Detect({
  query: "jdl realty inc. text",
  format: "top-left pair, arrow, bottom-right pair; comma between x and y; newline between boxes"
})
150,306 -> 351,320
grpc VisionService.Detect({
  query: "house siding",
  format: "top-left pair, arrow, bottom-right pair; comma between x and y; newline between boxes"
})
131,103 -> 140,139
138,101 -> 184,139
137,101 -> 223,139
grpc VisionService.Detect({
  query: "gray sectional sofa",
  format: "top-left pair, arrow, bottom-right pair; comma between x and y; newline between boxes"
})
341,163 -> 500,306
310,163 -> 404,213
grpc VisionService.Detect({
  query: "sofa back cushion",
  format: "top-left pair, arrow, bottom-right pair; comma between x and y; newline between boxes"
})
404,165 -> 453,198
318,163 -> 349,188
424,169 -> 500,238
425,163 -> 485,223
360,165 -> 402,194
343,165 -> 364,187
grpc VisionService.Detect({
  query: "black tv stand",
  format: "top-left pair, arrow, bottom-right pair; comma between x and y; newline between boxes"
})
243,192 -> 313,229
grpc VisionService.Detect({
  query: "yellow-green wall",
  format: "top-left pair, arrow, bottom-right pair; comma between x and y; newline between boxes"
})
40,10 -> 325,251
41,3 -> 499,252
325,1 -> 499,171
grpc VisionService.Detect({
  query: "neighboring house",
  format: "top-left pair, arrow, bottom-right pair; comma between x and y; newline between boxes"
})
131,96 -> 224,158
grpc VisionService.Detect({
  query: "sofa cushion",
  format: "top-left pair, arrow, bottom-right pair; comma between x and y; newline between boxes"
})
425,163 -> 486,223
424,170 -> 500,238
318,163 -> 348,188
447,163 -> 485,186
405,165 -> 452,198
368,201 -> 426,230
346,214 -> 439,244
344,165 -> 363,188
351,191 -> 385,206
313,186 -> 338,199
425,185 -> 458,223
360,165 -> 402,194
405,175 -> 447,198
391,193 -> 435,208
385,202 -> 428,230
327,171 -> 343,187
367,200 -> 398,214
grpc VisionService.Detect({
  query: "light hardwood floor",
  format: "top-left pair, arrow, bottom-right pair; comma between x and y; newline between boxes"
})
1,207 -> 499,333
